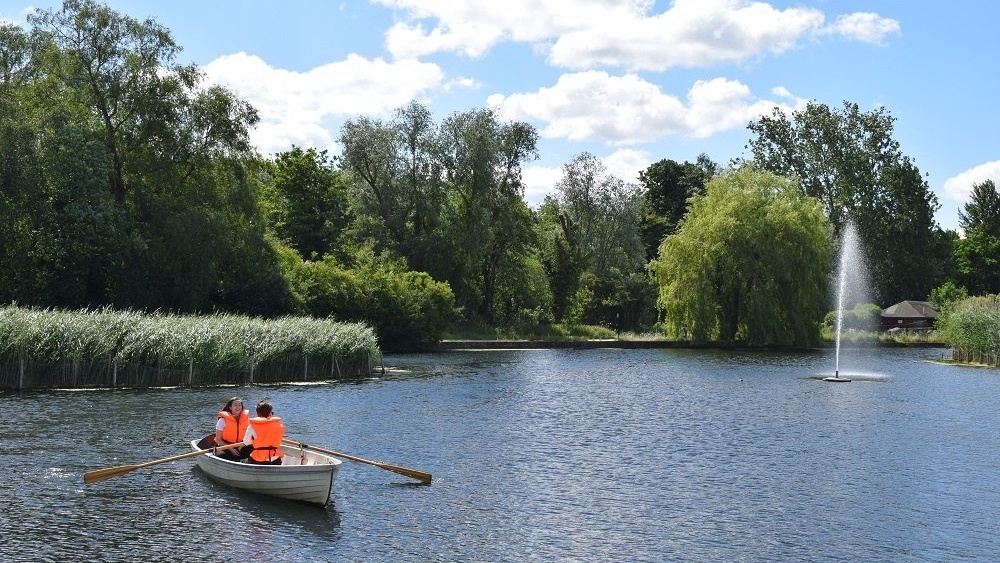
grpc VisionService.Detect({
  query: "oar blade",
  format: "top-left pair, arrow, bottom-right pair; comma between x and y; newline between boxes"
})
381,463 -> 432,484
283,438 -> 432,484
83,443 -> 236,485
83,464 -> 140,484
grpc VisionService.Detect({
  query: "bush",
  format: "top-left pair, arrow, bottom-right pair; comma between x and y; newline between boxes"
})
281,251 -> 459,352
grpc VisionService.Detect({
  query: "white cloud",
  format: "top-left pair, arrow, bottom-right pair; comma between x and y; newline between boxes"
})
603,148 -> 652,184
824,12 -> 901,45
943,161 -> 1000,202
377,0 -> 624,59
443,76 -> 481,92
522,164 -> 563,206
375,0 -> 890,72
548,0 -> 825,71
202,52 -> 444,155
488,71 -> 803,145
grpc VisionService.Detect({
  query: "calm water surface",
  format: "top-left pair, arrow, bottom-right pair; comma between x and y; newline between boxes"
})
2,346 -> 998,562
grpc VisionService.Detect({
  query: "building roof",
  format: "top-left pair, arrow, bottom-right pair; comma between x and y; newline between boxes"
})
882,300 -> 939,319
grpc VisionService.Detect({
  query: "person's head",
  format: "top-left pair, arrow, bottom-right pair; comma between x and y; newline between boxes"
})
255,400 -> 273,417
224,397 -> 244,415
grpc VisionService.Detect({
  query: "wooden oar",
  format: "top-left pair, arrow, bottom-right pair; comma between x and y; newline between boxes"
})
83,442 -> 245,484
283,438 -> 432,484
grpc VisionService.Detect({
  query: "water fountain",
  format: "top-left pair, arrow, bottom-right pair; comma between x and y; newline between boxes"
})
823,221 -> 868,383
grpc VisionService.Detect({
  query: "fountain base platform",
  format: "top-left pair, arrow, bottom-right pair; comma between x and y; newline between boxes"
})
822,375 -> 852,383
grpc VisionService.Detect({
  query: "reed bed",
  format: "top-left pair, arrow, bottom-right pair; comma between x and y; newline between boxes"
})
0,305 -> 379,389
944,294 -> 1000,367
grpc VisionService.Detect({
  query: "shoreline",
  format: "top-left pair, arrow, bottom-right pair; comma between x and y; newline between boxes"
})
436,339 -> 949,351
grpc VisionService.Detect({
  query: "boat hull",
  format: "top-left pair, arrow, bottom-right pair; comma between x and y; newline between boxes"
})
190,440 -> 340,506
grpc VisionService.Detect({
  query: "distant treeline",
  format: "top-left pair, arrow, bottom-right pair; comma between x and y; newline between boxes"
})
3,2 -> 997,352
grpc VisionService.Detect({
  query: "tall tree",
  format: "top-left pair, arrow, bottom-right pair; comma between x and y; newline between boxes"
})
265,146 -> 350,260
651,167 -> 833,346
744,101 -> 947,305
539,153 -> 647,325
341,103 -> 539,321
955,180 -> 1000,295
552,153 -> 645,281
16,1 -> 281,313
31,0 -> 185,204
340,101 -> 444,272
0,24 -> 43,303
437,108 -> 539,321
638,154 -> 717,260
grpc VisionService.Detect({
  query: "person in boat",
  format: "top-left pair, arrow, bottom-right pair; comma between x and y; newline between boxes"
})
210,396 -> 251,461
243,400 -> 285,465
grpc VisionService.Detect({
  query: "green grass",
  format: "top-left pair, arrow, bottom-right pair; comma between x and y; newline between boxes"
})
448,321 -> 947,346
442,320 -> 621,341
819,326 -> 945,345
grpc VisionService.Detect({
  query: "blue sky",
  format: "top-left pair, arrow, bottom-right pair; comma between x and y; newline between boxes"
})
3,1 -> 998,232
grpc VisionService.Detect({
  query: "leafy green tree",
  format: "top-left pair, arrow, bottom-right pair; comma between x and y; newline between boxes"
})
651,167 -> 833,346
538,153 -> 646,326
264,146 -> 350,260
536,197 -> 581,322
341,103 -> 539,322
340,101 -> 444,272
0,24 -> 42,303
33,119 -> 135,307
31,0 -> 188,204
12,1 -> 282,314
955,180 -> 1000,295
638,154 -> 717,260
436,108 -> 539,321
553,153 -> 646,279
744,101 -> 947,305
927,281 -> 968,331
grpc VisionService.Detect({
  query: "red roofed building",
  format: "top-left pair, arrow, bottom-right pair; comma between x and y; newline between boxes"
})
880,300 -> 939,331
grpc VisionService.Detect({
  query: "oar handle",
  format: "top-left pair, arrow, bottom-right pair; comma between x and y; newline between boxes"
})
282,438 -> 432,484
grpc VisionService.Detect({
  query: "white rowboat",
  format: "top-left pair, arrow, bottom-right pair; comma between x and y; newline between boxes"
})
189,440 -> 341,506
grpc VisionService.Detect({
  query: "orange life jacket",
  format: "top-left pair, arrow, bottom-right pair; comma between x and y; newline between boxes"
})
217,409 -> 249,444
248,415 -> 285,462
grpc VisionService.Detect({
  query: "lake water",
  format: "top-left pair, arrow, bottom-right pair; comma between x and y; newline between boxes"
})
2,345 -> 997,562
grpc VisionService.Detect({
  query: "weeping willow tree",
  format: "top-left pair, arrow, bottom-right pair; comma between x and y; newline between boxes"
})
650,167 -> 833,347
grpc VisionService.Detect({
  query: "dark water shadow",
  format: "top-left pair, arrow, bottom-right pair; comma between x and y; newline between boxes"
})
190,466 -> 342,534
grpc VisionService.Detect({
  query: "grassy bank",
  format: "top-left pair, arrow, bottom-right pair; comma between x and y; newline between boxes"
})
444,321 -> 946,347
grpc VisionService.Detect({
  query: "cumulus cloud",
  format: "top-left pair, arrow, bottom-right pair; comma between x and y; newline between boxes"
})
548,0 -> 825,71
522,164 -> 564,206
375,0 -> 893,71
824,12 -> 901,45
202,52 -> 444,155
603,148 -> 653,184
943,161 -> 1000,202
488,71 -> 804,145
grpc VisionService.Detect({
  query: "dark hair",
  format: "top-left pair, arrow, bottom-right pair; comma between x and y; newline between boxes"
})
224,397 -> 243,411
255,400 -> 273,417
